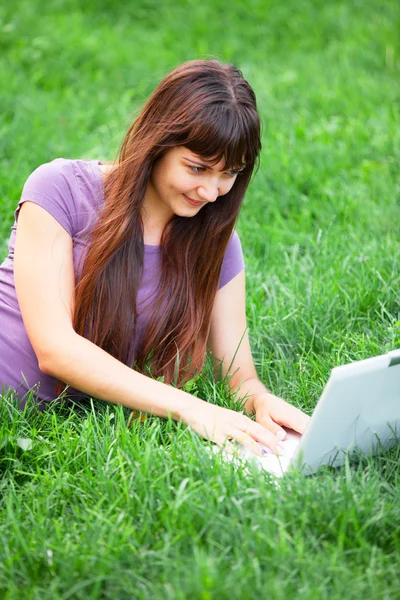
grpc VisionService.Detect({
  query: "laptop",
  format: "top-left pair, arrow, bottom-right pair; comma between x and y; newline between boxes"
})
212,350 -> 400,477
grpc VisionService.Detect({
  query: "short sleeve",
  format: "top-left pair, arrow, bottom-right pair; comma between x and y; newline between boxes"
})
16,159 -> 79,237
218,230 -> 245,289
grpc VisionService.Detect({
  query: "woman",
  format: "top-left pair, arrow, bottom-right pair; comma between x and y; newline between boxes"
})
0,59 -> 309,456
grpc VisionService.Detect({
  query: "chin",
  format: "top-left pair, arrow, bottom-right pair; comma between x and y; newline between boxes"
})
174,204 -> 202,217
175,209 -> 198,218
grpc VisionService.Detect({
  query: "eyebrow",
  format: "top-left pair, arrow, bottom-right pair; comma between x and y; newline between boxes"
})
183,157 -> 246,171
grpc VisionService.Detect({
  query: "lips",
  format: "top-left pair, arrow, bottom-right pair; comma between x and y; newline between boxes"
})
183,194 -> 205,207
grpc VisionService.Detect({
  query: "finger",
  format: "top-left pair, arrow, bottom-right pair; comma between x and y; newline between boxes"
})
214,430 -> 263,457
282,408 -> 311,434
230,431 -> 264,457
243,420 -> 284,453
256,412 -> 286,439
269,402 -> 311,434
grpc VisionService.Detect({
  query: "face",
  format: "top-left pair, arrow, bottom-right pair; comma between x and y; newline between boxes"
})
144,146 -> 245,222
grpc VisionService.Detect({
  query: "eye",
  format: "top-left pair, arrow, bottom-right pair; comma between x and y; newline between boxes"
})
189,165 -> 205,174
225,168 -> 243,177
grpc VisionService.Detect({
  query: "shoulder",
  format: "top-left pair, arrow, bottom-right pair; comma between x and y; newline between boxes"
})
219,229 -> 245,289
227,229 -> 241,247
24,157 -> 74,183
18,158 -> 101,237
224,229 -> 243,260
22,158 -> 98,196
21,157 -> 102,214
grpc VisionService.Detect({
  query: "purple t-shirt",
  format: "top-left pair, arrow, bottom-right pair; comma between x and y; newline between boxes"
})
0,159 -> 245,408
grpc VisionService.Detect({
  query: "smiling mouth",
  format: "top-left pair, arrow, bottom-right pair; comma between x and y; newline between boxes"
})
183,194 -> 205,207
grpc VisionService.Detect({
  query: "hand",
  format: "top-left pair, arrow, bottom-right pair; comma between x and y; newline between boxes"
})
252,392 -> 310,440
181,398 -> 286,456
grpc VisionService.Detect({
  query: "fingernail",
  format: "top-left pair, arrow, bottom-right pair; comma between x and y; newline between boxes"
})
276,430 -> 286,441
276,443 -> 285,454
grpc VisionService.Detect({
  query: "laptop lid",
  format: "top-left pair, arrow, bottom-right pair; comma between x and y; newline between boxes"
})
292,350 -> 400,475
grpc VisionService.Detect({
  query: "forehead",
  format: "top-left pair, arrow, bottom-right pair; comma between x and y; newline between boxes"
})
179,147 -> 244,170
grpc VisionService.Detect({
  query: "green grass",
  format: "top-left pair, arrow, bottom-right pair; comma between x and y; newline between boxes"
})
1,0 -> 400,598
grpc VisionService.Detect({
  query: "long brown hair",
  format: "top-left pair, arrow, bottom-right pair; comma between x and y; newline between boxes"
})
63,60 -> 261,392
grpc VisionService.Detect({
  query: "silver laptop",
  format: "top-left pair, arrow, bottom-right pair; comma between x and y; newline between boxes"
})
214,350 -> 400,477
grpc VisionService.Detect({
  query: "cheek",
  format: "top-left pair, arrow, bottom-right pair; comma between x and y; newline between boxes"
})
176,175 -> 196,192
219,178 -> 237,196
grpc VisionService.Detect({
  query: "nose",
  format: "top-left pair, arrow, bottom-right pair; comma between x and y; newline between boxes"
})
197,182 -> 219,203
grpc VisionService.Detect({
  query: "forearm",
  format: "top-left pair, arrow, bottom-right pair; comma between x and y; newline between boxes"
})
229,375 -> 271,414
40,332 -> 202,422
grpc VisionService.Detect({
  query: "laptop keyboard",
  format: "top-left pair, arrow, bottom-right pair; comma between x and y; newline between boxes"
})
208,431 -> 302,478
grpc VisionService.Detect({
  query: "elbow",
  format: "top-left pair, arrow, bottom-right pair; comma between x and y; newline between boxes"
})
38,351 -> 59,377
36,334 -> 77,378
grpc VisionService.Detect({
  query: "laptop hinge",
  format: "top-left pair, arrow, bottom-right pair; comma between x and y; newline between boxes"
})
388,350 -> 400,367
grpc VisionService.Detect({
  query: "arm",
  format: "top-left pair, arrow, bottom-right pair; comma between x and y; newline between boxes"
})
14,202 -> 191,419
208,270 -> 310,435
207,271 -> 268,413
14,203 -> 280,454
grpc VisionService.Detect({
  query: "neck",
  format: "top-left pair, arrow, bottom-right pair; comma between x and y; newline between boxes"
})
99,164 -> 170,245
142,180 -> 174,244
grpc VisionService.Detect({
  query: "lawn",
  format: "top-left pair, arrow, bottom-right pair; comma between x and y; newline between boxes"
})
1,0 -> 400,598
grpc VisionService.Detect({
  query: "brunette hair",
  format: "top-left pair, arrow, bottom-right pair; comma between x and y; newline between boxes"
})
59,59 -> 261,394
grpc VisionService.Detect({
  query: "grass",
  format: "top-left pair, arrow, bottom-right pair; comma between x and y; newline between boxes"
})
1,0 -> 400,597
2,393 -> 400,600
